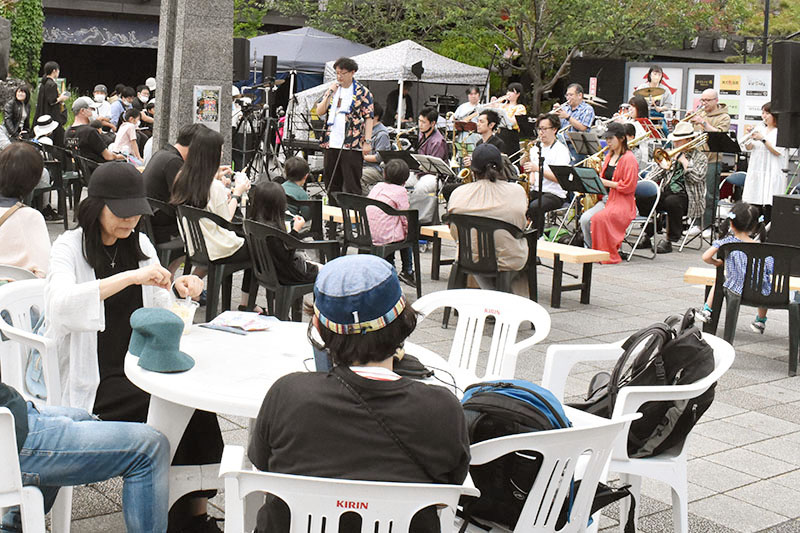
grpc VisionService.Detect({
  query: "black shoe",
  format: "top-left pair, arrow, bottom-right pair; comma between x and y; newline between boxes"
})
398,270 -> 416,287
41,205 -> 63,222
656,239 -> 673,254
638,236 -> 652,250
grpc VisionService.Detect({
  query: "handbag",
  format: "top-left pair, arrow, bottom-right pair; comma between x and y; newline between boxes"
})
408,192 -> 440,226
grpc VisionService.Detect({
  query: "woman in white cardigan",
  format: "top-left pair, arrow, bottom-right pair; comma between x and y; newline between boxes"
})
45,161 -> 224,533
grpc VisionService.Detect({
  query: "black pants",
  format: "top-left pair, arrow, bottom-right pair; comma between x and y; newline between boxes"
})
225,244 -> 253,292
636,189 -> 688,242
323,148 -> 363,196
527,191 -> 566,231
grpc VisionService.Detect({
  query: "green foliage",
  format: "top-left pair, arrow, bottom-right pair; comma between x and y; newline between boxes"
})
0,0 -> 44,84
234,0 -> 267,38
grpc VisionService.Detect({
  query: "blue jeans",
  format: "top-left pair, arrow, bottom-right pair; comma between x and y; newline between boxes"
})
1,404 -> 169,533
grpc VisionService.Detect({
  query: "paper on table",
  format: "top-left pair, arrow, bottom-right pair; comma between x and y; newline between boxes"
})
208,311 -> 279,331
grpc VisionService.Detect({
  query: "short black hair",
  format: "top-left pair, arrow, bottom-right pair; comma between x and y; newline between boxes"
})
567,83 -> 584,94
316,306 -> 419,366
89,119 -> 104,129
43,61 -> 59,76
480,109 -> 500,130
333,57 -> 358,72
136,85 -> 149,94
121,86 -> 136,99
507,82 -> 523,94
113,84 -> 125,95
535,113 -> 559,130
123,108 -> 140,122
0,143 -> 44,199
419,106 -> 438,123
466,85 -> 481,95
284,156 -> 310,182
384,159 -> 409,186
176,123 -> 207,146
623,123 -> 636,138
373,101 -> 384,121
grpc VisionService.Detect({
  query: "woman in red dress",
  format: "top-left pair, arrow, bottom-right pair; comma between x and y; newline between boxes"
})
590,122 -> 639,264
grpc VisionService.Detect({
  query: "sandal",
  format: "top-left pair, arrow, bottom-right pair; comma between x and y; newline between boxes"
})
237,304 -> 264,314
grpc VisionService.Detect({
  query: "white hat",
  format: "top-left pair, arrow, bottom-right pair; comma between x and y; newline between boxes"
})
667,121 -> 700,142
145,77 -> 157,91
34,115 -> 59,138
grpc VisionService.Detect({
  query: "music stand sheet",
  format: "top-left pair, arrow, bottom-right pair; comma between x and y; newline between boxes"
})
568,132 -> 603,155
549,165 -> 607,195
412,155 -> 455,178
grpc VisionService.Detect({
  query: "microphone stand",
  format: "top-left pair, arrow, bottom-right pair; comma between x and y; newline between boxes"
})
536,139 -> 545,237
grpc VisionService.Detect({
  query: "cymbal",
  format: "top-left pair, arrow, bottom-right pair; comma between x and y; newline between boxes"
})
585,98 -> 607,109
634,86 -> 665,98
585,95 -> 608,104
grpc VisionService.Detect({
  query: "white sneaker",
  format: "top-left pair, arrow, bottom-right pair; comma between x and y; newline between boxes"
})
685,225 -> 702,236
701,228 -> 712,239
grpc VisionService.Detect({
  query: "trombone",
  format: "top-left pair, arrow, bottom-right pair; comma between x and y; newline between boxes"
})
653,133 -> 708,170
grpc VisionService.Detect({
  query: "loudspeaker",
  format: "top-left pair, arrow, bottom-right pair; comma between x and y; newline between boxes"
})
262,55 -> 277,80
777,112 -> 800,148
768,195 -> 800,247
233,38 -> 250,81
772,42 -> 800,114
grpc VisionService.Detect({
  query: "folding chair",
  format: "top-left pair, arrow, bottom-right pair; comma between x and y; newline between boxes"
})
622,180 -> 659,261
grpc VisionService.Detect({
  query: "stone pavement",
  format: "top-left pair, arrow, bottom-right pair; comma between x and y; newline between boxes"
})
43,219 -> 799,532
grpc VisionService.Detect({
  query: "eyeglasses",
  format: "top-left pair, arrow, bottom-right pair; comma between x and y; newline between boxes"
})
537,126 -> 556,132
699,98 -> 717,102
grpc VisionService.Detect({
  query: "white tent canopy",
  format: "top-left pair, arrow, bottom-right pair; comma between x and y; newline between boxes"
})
323,40 -> 487,85
287,40 -> 488,141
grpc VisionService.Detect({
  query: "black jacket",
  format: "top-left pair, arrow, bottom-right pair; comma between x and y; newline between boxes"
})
3,99 -> 30,138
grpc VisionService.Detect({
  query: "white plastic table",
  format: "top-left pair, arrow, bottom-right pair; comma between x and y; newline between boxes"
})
123,321 -> 476,504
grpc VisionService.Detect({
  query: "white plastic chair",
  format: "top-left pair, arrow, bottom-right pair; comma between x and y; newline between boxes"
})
218,445 -> 480,533
0,279 -> 72,533
0,279 -> 61,406
0,408 -> 47,532
413,289 -> 551,381
463,415 -> 638,533
541,333 -> 735,533
0,265 -> 37,283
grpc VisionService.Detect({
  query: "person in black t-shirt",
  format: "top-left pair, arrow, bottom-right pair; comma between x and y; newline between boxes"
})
66,97 -> 125,165
142,123 -> 206,250
34,61 -> 69,149
249,255 -> 470,533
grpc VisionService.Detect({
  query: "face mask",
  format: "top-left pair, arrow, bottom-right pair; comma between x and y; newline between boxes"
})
139,95 -> 149,104
94,94 -> 106,103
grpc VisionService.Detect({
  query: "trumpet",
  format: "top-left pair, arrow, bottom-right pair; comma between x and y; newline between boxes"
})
680,107 -> 706,123
739,122 -> 765,145
653,133 -> 708,170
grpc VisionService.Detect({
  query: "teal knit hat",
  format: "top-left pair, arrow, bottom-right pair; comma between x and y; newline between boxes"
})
129,308 -> 195,373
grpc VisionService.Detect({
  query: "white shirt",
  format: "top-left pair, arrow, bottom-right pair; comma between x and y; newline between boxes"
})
453,101 -> 478,120
328,83 -> 355,149
44,229 -> 172,410
530,140 -> 571,197
96,100 -> 112,120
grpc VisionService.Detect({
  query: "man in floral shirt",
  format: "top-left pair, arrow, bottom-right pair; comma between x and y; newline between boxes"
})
316,57 -> 374,206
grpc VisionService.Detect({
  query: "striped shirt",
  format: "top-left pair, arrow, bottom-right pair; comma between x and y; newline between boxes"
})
560,101 -> 595,132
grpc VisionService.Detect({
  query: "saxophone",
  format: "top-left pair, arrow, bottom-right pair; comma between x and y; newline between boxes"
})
456,141 -> 473,182
517,140 -> 538,196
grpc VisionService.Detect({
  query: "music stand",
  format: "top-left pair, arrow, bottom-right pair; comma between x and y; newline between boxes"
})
412,154 -> 455,179
379,150 -> 420,171
568,131 -> 603,157
517,117 -> 537,139
550,165 -> 607,195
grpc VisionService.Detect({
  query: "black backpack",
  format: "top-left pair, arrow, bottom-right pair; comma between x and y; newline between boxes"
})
570,309 -> 716,458
459,380 -> 572,530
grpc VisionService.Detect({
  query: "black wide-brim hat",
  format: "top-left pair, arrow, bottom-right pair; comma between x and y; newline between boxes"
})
88,161 -> 153,218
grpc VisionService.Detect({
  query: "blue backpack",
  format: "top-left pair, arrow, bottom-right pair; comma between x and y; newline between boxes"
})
459,380 -> 572,529
459,380 -> 635,532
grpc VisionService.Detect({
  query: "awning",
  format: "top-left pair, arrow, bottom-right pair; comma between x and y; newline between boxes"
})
43,14 -> 159,49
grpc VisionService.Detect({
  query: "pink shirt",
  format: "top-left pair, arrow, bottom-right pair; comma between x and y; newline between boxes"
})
113,122 -> 137,155
366,182 -> 409,245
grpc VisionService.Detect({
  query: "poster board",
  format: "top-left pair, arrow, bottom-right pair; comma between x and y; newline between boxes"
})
625,63 -> 771,142
193,85 -> 221,131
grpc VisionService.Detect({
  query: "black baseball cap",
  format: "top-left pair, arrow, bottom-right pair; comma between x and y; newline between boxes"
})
88,162 -> 153,218
470,143 -> 502,174
602,122 -> 626,139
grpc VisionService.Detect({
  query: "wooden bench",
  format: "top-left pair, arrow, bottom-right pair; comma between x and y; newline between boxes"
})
536,241 -> 609,308
684,266 -> 800,298
421,225 -> 608,308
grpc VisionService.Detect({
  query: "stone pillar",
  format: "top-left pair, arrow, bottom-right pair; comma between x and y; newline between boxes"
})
0,18 -> 10,81
154,0 -> 233,161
